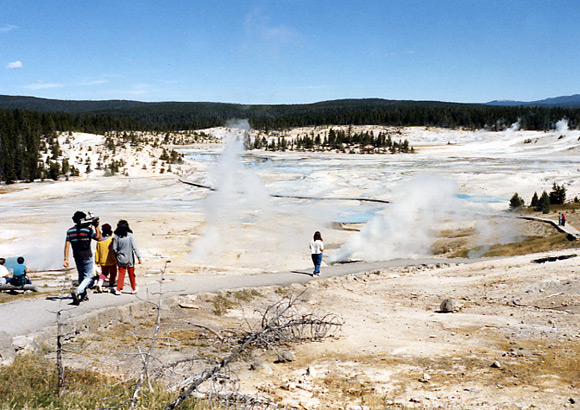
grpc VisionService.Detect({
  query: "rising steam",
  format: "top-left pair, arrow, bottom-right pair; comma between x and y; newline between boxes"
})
555,118 -> 569,134
189,120 -> 270,264
188,119 -> 336,270
328,175 -> 460,263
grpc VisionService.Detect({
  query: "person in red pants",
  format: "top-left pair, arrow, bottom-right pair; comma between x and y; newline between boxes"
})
112,220 -> 142,295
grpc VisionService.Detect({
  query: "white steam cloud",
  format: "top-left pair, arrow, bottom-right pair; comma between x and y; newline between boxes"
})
505,119 -> 521,135
188,119 -> 336,270
328,175 -> 459,263
189,119 -> 270,264
555,118 -> 569,134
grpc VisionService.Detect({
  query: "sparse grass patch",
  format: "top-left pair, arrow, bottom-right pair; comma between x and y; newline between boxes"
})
0,353 -> 202,409
231,288 -> 261,302
0,290 -> 50,304
447,233 -> 577,258
275,286 -> 291,297
439,227 -> 476,238
482,234 -> 576,257
211,294 -> 237,316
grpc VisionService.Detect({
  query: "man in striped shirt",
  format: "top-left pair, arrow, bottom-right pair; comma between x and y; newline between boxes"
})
64,211 -> 101,305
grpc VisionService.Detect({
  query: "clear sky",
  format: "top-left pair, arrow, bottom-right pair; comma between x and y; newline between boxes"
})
1,0 -> 579,104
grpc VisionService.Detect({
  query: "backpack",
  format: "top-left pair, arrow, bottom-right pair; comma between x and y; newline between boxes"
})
11,275 -> 26,287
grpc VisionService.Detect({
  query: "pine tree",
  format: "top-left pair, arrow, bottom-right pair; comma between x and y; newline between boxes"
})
539,191 -> 550,214
530,192 -> 539,208
549,182 -> 566,205
509,193 -> 525,210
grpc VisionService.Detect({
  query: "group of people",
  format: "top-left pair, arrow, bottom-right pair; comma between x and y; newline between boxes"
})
6,216 -> 324,302
0,257 -> 32,287
64,211 -> 141,305
558,212 -> 567,226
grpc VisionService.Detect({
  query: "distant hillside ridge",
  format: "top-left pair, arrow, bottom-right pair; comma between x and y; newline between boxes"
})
0,95 -> 466,113
487,94 -> 580,108
0,94 -> 579,132
0,95 -> 149,113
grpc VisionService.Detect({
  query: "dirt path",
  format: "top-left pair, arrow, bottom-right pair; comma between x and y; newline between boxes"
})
518,216 -> 580,240
0,257 -> 475,338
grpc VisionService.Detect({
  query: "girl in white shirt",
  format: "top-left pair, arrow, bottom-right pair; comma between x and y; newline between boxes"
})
309,231 -> 324,276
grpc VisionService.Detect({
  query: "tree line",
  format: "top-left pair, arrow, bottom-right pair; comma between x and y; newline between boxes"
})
86,100 -> 580,132
247,127 -> 413,153
0,109 -> 82,184
509,183 -> 577,213
2,97 -> 580,132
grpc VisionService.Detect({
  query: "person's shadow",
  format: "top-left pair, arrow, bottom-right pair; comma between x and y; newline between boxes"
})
291,270 -> 315,277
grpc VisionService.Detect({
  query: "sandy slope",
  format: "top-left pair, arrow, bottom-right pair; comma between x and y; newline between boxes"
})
240,253 -> 580,409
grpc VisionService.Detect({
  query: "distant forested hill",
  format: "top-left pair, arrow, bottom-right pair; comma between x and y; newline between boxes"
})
487,94 -> 580,108
1,95 -> 579,132
0,95 -> 146,113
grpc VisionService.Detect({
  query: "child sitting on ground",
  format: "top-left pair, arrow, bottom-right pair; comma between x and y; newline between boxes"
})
0,258 -> 9,285
8,256 -> 31,287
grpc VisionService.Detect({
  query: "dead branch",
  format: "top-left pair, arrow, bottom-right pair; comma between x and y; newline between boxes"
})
182,320 -> 224,341
54,275 -> 75,395
193,390 -> 281,410
251,308 -> 343,349
56,310 -> 66,394
129,260 -> 170,410
164,292 -> 305,410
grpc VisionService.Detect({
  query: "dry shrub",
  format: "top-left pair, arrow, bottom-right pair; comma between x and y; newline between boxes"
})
0,353 -> 206,409
482,234 -> 575,257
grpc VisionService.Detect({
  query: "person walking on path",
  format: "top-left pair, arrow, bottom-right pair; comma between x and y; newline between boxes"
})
562,213 -> 566,226
95,223 -> 117,293
112,220 -> 141,295
64,211 -> 101,305
310,231 -> 324,277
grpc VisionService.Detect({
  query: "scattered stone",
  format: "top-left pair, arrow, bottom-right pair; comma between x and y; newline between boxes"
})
12,335 -> 38,353
178,302 -> 199,309
0,331 -> 16,366
276,351 -> 296,363
419,373 -> 431,383
491,361 -> 502,368
569,397 -> 576,404
438,298 -> 458,313
306,366 -> 316,377
250,359 -> 272,374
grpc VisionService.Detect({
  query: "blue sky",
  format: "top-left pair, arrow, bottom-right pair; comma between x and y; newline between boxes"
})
1,0 -> 579,104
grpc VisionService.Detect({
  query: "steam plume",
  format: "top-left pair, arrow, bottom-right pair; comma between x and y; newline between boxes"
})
328,175 -> 459,263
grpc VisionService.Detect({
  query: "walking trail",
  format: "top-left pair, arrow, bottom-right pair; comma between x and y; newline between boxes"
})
517,216 -> 580,240
0,257 -> 475,338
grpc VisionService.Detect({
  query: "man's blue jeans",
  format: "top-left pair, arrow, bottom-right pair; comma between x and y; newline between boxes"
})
75,257 -> 96,299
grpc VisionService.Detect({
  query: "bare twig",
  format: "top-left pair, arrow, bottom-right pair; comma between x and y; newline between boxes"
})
164,292 -> 304,410
53,275 -> 75,395
128,260 -> 170,410
182,320 -> 224,341
56,309 -> 66,394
